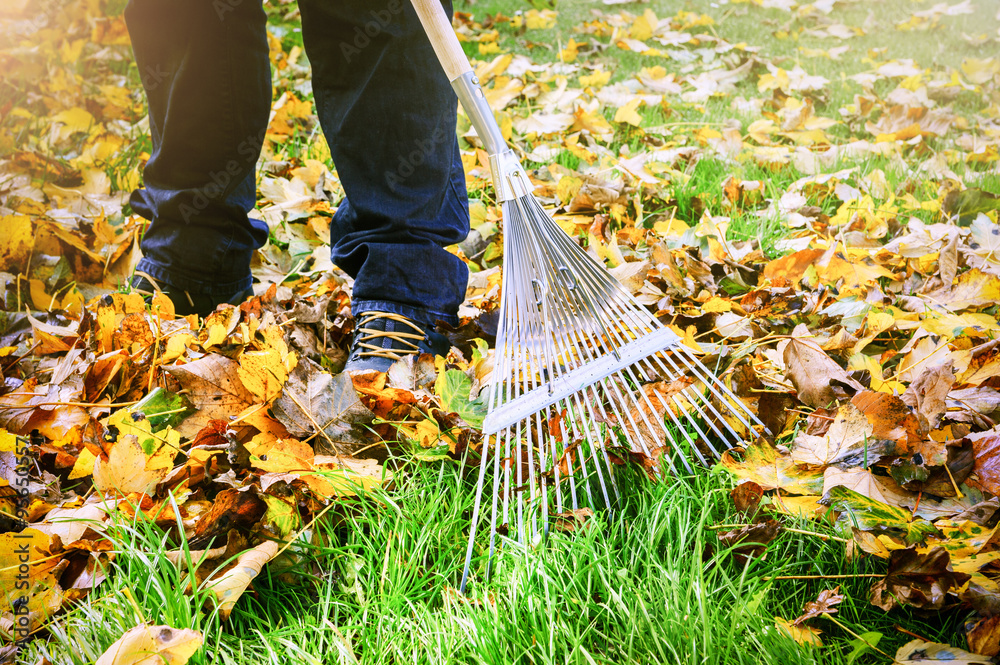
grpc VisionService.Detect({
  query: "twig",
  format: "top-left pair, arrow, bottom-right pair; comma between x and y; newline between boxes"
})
272,499 -> 338,561
786,409 -> 834,420
823,613 -> 891,658
944,462 -> 963,499
282,389 -> 345,465
147,317 -> 161,393
762,574 -> 883,580
0,399 -> 141,408
0,551 -> 65,573
707,524 -> 847,542
894,625 -> 933,643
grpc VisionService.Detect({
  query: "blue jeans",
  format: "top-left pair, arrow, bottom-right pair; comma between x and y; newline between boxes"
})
124,0 -> 470,326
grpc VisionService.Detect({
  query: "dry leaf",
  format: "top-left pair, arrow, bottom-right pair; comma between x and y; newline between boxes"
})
202,540 -> 280,620
95,624 -> 203,665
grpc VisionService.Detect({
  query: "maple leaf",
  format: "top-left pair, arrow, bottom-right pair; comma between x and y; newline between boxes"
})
163,355 -> 257,437
271,357 -> 375,455
793,587 -> 844,625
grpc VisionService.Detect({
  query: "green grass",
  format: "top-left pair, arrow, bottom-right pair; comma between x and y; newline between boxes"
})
23,461 -> 965,664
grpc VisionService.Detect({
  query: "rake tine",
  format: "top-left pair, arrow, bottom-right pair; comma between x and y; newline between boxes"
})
677,347 -> 763,432
637,356 -> 734,453
460,432 -> 492,593
530,250 -> 620,512
650,350 -> 749,445
570,389 -> 614,508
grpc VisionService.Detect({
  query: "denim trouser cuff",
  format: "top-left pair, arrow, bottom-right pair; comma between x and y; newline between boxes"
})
351,299 -> 458,328
136,257 -> 253,298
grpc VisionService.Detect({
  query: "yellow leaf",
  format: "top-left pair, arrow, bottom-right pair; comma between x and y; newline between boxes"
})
52,107 -> 96,141
0,429 -> 19,453
629,9 -> 658,41
524,9 -> 557,29
0,528 -> 63,633
96,624 -> 203,665
203,325 -> 228,350
237,348 -> 293,403
579,70 -> 611,87
249,437 -> 314,473
558,38 -> 580,63
614,98 -> 643,127
69,447 -> 98,480
775,616 -> 823,647
652,218 -> 690,237
693,126 -> 722,146
556,176 -> 583,206
203,541 -> 280,620
161,333 -> 195,364
0,214 -> 33,271
571,107 -> 614,140
305,456 -> 391,497
93,435 -> 169,497
702,297 -> 732,313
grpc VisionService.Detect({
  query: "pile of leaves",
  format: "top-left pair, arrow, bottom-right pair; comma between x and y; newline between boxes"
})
2,0 -> 1000,660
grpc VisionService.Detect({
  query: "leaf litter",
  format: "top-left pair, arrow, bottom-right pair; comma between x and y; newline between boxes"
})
1,0 -> 1000,659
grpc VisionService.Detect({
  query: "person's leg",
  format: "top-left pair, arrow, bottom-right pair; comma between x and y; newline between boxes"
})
297,0 -> 470,329
124,0 -> 271,313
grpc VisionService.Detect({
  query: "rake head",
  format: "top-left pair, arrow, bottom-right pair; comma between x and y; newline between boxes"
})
458,188 -> 762,590
441,71 -> 761,592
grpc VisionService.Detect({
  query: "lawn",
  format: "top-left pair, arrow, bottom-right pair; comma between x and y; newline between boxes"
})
2,0 -> 999,663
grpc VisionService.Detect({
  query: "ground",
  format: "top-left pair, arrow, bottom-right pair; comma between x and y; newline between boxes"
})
1,0 -> 1000,663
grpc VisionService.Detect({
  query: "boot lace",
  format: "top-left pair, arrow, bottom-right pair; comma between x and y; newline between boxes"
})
353,311 -> 427,361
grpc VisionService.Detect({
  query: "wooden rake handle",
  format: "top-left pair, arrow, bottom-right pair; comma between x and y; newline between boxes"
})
409,0 -> 472,81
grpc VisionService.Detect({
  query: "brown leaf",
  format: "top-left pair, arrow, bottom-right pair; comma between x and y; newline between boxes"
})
793,587 -> 844,625
893,639 -> 992,664
869,547 -> 971,611
164,355 -> 256,438
719,519 -> 781,565
970,431 -> 1000,495
967,615 -> 1000,657
731,481 -> 764,519
957,339 -> 1000,387
850,391 -> 922,450
901,360 -> 955,433
783,325 -> 863,408
191,489 -> 267,546
271,357 -> 375,456
889,438 -> 974,497
552,507 -> 594,533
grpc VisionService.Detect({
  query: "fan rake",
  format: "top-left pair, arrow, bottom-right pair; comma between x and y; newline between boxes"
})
407,0 -> 762,591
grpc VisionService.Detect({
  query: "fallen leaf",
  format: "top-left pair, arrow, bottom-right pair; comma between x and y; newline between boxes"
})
774,616 -> 822,647
893,639 -> 991,664
202,540 -> 280,620
271,357 -> 376,455
95,624 -> 203,665
966,615 -> 1000,657
164,355 -> 256,437
823,483 -> 938,544
793,587 -> 844,625
93,434 -> 170,497
783,325 -> 864,408
869,547 -> 970,611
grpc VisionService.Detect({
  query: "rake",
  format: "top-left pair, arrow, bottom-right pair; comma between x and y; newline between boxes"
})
408,0 -> 762,591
